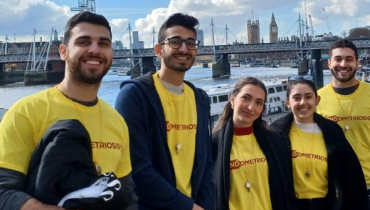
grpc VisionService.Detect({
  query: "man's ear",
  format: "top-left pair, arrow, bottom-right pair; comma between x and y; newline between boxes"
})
59,44 -> 67,61
154,44 -> 163,58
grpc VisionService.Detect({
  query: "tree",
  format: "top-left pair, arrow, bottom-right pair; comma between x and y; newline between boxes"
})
348,27 -> 370,39
341,30 -> 348,38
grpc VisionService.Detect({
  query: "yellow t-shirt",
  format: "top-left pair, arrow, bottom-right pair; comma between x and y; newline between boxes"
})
153,73 -> 197,197
229,133 -> 272,210
0,86 -> 131,178
317,81 -> 370,186
289,123 -> 328,199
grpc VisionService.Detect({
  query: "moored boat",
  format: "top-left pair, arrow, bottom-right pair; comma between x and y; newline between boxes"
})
203,78 -> 288,127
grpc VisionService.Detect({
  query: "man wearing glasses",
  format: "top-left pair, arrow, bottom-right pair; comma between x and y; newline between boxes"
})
317,39 -> 370,207
115,13 -> 215,210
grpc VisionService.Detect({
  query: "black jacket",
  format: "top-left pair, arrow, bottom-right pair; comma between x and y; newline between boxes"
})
269,112 -> 369,210
25,119 -> 136,210
115,72 -> 215,210
212,118 -> 297,210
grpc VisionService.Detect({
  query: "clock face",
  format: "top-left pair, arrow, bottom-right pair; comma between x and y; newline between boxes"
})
272,27 -> 277,33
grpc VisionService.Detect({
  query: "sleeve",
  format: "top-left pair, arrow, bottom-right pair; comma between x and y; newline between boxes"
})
115,83 -> 194,210
115,117 -> 132,178
117,174 -> 137,210
194,94 -> 216,210
280,135 -> 298,209
337,129 -> 369,210
0,108 -> 36,175
0,168 -> 33,210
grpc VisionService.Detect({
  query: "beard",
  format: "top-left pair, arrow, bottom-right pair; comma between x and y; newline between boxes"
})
66,54 -> 112,85
162,51 -> 195,72
330,67 -> 357,83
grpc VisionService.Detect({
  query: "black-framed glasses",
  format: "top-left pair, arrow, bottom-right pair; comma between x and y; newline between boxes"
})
160,37 -> 200,50
288,75 -> 314,82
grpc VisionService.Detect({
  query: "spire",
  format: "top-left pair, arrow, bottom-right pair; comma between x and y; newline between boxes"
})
272,12 -> 275,19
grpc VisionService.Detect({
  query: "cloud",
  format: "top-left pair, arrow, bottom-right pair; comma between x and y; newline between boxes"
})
2,0 -> 370,46
0,0 -> 72,42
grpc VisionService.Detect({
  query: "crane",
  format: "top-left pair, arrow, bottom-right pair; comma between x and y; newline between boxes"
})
322,8 -> 332,34
304,0 -> 309,40
308,14 -> 315,40
71,0 -> 96,13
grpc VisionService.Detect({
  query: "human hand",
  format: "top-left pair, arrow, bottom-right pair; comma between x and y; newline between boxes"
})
192,204 -> 204,210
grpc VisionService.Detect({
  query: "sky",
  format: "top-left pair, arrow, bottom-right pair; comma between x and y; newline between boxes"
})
1,0 -> 370,48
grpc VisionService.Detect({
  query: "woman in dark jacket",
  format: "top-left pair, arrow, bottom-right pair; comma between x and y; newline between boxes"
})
269,77 -> 368,210
212,77 -> 297,210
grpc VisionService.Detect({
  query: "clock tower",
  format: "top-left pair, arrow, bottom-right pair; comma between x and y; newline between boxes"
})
269,13 -> 278,43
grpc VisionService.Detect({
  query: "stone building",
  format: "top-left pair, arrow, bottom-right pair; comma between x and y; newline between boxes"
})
269,13 -> 278,43
247,19 -> 260,44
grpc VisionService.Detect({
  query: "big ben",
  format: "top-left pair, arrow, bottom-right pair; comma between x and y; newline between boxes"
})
269,13 -> 278,43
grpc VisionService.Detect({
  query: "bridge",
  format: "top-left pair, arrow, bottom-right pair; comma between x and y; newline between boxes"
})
1,39 -> 370,78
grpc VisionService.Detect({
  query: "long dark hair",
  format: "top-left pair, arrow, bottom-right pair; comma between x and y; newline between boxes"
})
213,77 -> 268,132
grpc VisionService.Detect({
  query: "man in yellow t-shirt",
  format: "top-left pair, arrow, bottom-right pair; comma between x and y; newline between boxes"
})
0,12 -> 135,210
317,39 -> 370,203
116,13 -> 215,210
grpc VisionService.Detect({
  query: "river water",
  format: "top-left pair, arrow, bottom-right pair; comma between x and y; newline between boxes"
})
0,66 -> 332,109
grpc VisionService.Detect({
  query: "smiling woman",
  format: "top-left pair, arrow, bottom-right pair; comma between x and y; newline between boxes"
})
269,77 -> 369,210
212,77 -> 297,210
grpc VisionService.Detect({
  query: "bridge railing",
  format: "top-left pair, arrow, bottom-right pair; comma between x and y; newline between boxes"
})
1,39 -> 370,62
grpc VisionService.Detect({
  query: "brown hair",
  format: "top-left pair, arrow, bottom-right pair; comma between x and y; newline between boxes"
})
64,11 -> 112,45
213,77 -> 268,132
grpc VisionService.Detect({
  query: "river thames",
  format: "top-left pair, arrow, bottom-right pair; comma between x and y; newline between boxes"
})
0,66 -> 332,109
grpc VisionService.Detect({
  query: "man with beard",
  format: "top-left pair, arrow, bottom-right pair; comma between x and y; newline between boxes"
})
0,12 -> 135,210
115,13 -> 215,210
317,39 -> 370,206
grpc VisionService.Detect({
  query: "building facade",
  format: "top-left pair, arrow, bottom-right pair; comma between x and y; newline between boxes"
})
196,29 -> 204,46
247,20 -> 260,44
131,31 -> 144,49
269,13 -> 278,43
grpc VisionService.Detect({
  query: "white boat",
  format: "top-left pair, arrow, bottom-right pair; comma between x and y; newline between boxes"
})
356,65 -> 370,82
230,63 -> 240,68
117,67 -> 131,76
203,79 -> 288,126
107,69 -> 118,75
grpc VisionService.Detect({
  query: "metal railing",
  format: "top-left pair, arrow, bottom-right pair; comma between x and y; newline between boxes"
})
1,39 -> 370,63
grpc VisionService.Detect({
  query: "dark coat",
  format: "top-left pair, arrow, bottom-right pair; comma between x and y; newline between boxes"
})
25,119 -> 136,210
115,72 -> 215,210
26,119 -> 98,205
269,112 -> 369,210
212,118 -> 297,210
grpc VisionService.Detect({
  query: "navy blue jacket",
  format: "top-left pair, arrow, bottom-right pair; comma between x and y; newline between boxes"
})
115,72 -> 215,210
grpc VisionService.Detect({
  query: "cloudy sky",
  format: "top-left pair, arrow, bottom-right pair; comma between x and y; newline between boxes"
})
1,0 -> 370,48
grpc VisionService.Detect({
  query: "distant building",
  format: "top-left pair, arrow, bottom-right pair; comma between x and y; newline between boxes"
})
269,13 -> 278,43
247,19 -> 260,44
114,40 -> 124,50
53,29 -> 58,42
131,31 -> 144,49
196,29 -> 204,46
138,41 -> 144,49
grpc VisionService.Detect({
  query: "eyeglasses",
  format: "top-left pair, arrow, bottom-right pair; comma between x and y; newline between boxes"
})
160,37 -> 200,50
288,75 -> 314,82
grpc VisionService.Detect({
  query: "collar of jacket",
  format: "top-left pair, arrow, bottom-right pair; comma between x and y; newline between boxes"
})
269,112 -> 349,153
